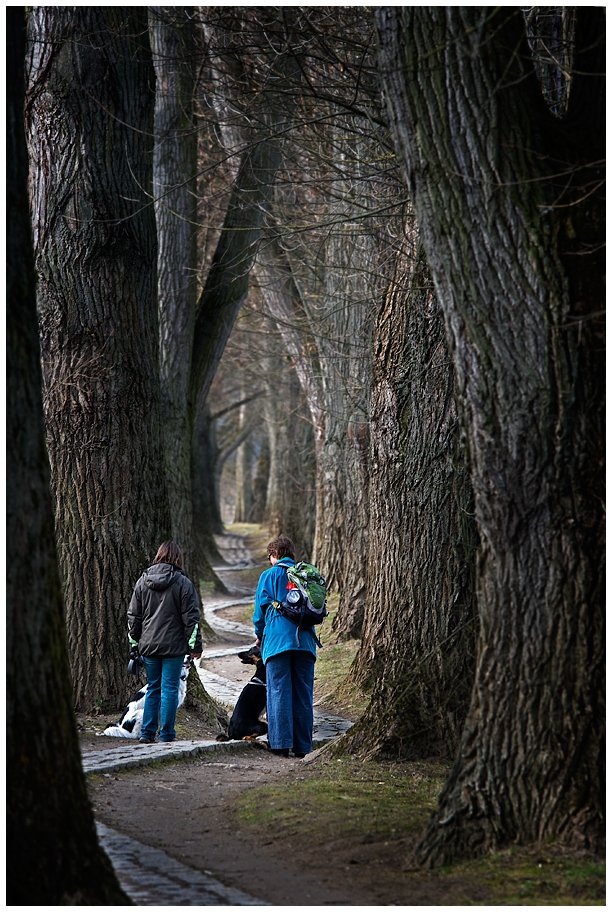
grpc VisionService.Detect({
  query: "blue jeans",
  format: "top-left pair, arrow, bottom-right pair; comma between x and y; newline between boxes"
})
141,655 -> 184,741
266,650 -> 315,754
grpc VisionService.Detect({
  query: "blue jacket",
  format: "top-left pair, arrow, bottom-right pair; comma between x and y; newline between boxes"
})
253,558 -> 318,663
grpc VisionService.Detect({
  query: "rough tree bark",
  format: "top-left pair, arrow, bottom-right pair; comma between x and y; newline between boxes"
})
340,242 -> 478,760
7,8 -> 128,902
259,366 -> 316,558
150,6 -> 199,569
26,7 -> 171,711
377,6 -> 605,862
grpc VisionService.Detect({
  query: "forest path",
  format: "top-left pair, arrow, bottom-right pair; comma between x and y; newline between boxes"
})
88,531 -> 364,906
88,531 -> 497,906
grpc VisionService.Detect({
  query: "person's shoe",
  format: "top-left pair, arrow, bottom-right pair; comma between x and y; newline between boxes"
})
293,752 -> 306,759
270,747 -> 290,757
160,737 -> 176,743
139,735 -> 155,743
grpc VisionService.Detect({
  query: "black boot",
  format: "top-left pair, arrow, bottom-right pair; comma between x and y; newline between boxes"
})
271,747 -> 290,757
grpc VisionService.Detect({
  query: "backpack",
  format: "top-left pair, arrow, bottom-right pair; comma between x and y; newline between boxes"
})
274,561 -> 327,630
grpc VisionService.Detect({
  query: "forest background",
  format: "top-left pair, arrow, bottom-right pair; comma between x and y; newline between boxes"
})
7,6 -> 604,904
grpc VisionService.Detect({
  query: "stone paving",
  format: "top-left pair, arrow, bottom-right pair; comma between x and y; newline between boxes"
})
96,822 -> 269,906
82,735 -> 261,775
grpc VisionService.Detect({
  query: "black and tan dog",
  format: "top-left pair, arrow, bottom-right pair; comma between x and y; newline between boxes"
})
216,646 -> 268,742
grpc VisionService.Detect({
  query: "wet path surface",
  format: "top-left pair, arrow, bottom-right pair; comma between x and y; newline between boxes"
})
84,532 -> 353,905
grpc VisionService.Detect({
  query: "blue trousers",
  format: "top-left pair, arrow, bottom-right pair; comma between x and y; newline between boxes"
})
141,655 -> 184,741
266,650 -> 315,754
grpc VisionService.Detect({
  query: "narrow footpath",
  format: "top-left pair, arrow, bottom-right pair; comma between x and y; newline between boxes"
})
84,532 -> 356,905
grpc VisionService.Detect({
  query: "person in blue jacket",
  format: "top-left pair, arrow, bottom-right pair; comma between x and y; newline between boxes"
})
253,536 -> 318,758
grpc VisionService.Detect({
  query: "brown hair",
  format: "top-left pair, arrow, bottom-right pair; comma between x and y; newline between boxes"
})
267,536 -> 295,561
153,541 -> 184,570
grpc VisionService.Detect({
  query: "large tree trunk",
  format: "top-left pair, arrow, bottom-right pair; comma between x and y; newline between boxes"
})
150,7 -> 199,571
340,242 -> 478,759
377,6 -> 605,862
7,8 -> 128,902
26,7 -> 171,711
252,432 -> 270,524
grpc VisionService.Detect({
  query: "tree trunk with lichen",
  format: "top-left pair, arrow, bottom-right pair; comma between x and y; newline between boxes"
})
340,243 -> 478,761
377,6 -> 605,863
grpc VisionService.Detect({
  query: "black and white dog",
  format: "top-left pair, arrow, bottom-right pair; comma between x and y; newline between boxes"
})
216,646 -> 268,742
104,655 -> 192,739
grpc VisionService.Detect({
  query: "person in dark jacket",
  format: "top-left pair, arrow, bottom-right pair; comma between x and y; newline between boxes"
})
128,541 -> 202,743
253,536 -> 317,758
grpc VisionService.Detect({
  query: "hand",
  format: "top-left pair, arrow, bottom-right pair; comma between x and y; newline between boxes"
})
191,652 -> 202,660
255,638 -> 261,648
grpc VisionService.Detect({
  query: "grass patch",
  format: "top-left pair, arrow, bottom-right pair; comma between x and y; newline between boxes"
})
444,850 -> 605,905
313,598 -> 369,718
235,756 -> 447,843
233,756 -> 605,905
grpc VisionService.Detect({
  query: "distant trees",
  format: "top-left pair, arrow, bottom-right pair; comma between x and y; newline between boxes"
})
377,5 -> 605,863
8,7 -> 128,902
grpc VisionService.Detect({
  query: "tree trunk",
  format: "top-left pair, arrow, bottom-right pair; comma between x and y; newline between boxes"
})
314,183 -> 375,625
262,367 -> 292,534
340,242 -> 478,760
234,398 -> 254,522
377,6 -> 605,862
150,7 -> 199,571
7,8 -> 128,902
253,238 -> 324,558
191,404 -> 227,585
252,433 -> 270,524
26,7 -> 171,711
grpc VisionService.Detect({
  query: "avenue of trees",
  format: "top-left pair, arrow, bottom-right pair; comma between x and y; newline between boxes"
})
9,5 -> 604,901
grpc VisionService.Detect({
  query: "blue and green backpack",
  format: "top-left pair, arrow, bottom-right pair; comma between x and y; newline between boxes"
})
274,561 -> 327,630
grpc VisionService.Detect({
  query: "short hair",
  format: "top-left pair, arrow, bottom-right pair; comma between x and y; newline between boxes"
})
153,541 -> 184,570
267,536 -> 295,561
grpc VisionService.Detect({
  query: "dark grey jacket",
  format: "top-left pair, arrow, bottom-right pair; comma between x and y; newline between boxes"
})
128,563 -> 202,657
